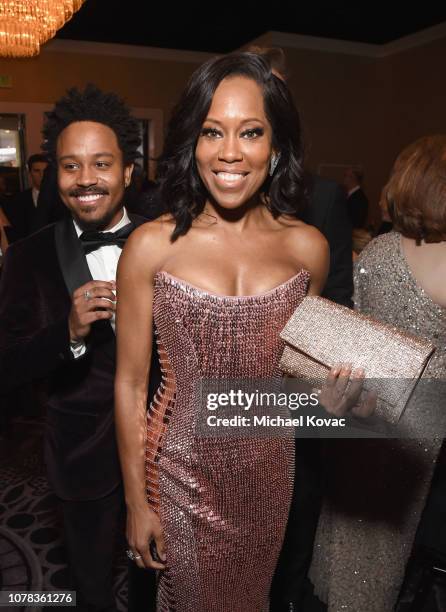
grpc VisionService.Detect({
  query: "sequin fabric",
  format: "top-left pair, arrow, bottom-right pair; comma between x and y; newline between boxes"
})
147,270 -> 309,612
310,232 -> 446,611
279,295 -> 435,423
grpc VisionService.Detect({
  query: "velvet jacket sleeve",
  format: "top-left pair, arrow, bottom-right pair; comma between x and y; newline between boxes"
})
0,240 -> 73,391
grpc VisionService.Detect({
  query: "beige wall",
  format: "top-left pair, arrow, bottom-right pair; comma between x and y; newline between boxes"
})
0,50 -> 200,110
0,43 -> 211,178
1,31 -> 446,225
282,36 -> 446,225
286,46 -> 389,226
385,36 -> 446,150
245,29 -> 446,226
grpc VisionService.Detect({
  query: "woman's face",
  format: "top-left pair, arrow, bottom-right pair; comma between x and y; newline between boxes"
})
195,76 -> 274,210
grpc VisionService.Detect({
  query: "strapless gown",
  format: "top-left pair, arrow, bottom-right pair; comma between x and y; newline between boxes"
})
146,270 -> 309,612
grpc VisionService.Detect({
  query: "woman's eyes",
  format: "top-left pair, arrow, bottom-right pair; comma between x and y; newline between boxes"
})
200,127 -> 264,139
241,128 -> 264,139
200,128 -> 222,138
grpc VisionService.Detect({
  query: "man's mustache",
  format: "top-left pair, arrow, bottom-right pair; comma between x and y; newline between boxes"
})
69,187 -> 109,197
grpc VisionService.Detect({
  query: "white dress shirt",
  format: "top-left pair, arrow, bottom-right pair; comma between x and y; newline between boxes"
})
70,208 -> 130,358
32,188 -> 39,207
347,185 -> 360,198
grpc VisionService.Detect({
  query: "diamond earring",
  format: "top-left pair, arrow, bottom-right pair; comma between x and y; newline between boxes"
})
269,152 -> 281,176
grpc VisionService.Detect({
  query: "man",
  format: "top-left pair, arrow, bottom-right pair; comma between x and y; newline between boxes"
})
343,166 -> 369,229
0,85 -> 159,611
270,174 -> 352,612
304,174 -> 353,307
3,153 -> 49,240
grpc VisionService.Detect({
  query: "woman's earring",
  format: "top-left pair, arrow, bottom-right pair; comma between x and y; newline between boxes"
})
269,152 -> 281,176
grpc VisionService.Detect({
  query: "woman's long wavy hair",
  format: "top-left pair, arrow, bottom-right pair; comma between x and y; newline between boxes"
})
156,52 -> 306,240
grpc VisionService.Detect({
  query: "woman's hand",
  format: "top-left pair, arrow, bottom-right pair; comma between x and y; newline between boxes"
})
319,363 -> 377,418
126,504 -> 166,570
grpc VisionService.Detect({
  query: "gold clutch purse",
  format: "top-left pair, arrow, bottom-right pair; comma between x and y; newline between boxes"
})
279,296 -> 435,423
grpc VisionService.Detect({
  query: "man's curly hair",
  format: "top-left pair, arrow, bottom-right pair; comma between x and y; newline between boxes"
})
42,84 -> 141,165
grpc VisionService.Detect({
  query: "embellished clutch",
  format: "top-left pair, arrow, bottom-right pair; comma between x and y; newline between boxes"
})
279,296 -> 435,423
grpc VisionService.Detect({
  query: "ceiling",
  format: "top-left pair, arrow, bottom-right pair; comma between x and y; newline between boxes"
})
56,1 -> 446,53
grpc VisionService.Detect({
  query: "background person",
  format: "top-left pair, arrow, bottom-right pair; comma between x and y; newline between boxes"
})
343,166 -> 369,229
3,153 -> 49,241
310,135 -> 446,611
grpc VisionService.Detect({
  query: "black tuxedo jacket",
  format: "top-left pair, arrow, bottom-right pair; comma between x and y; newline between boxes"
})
2,188 -> 37,241
302,175 -> 353,307
347,187 -> 369,229
0,214 -> 160,501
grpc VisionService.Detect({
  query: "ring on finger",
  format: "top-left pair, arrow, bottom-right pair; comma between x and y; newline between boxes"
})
126,549 -> 142,561
84,289 -> 92,301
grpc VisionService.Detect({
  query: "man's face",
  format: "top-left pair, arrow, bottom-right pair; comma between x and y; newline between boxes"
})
29,161 -> 48,190
343,168 -> 358,192
56,121 -> 133,231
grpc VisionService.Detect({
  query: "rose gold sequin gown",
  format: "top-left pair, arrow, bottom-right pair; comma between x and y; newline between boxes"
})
146,270 -> 309,612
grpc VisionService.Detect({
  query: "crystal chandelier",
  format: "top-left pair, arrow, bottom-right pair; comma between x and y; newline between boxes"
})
0,0 -> 85,58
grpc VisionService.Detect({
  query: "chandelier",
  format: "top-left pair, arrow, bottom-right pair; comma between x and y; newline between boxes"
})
0,0 -> 85,58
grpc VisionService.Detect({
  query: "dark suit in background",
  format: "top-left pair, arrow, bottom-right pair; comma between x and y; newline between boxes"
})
346,187 -> 369,229
304,175 -> 353,307
31,164 -> 71,231
0,214 -> 160,611
270,175 -> 353,611
2,188 -> 36,242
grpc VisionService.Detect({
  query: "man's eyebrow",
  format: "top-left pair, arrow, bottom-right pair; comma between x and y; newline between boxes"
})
58,153 -> 115,161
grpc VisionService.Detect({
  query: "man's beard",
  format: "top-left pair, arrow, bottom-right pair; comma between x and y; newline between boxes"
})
66,186 -> 123,231
73,206 -> 121,232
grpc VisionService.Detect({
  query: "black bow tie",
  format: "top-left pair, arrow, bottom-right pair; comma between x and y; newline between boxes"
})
79,223 -> 133,254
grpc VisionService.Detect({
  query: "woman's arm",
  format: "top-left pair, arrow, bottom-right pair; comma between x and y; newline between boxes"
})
114,222 -> 167,570
290,224 -> 330,296
288,223 -> 375,417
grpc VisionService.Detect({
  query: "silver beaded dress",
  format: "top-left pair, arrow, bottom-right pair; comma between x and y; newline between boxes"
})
310,232 -> 446,611
146,270 -> 309,612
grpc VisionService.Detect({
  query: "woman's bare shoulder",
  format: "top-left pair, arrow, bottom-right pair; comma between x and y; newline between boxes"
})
127,215 -> 175,249
275,217 -> 329,289
278,216 -> 328,252
119,215 -> 177,276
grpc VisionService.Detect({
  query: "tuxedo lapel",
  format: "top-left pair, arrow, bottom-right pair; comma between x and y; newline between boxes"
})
55,216 -> 92,296
128,213 -> 147,229
54,217 -> 116,347
54,214 -> 143,351
55,214 -> 145,296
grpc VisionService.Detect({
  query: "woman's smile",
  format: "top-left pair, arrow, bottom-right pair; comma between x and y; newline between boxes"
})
212,170 -> 249,188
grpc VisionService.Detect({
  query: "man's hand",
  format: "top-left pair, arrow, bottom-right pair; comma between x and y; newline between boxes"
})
69,280 -> 116,342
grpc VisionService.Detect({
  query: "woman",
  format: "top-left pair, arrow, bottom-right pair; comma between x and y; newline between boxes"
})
310,135 -> 446,611
115,53 -> 361,611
